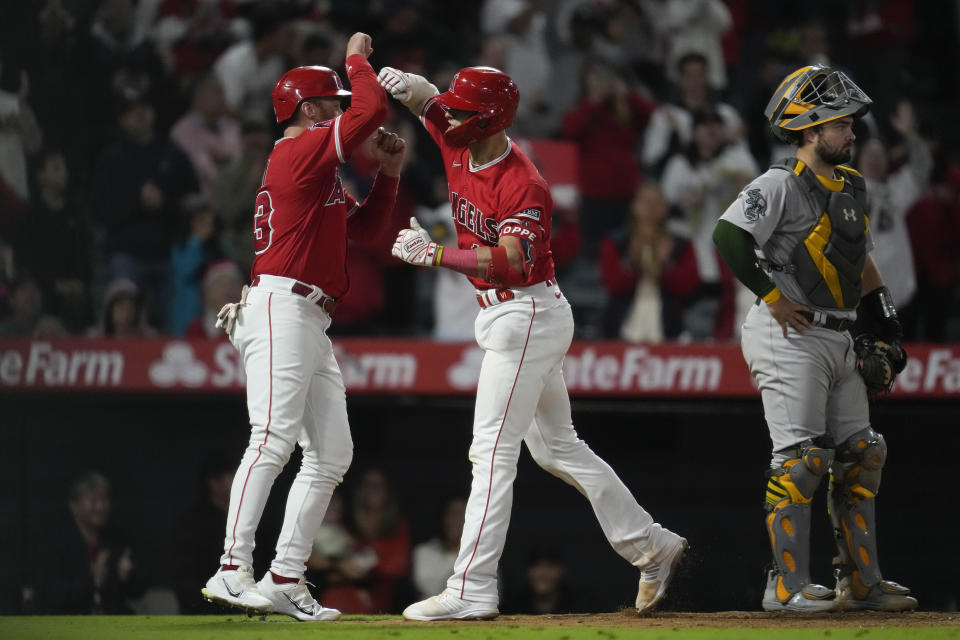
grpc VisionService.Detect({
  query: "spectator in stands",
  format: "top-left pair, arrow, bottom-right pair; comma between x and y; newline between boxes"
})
503,546 -> 584,614
86,0 -> 175,134
345,467 -> 412,613
311,468 -> 414,615
660,0 -> 732,90
32,471 -> 146,614
599,183 -> 699,341
171,73 -> 242,197
907,154 -> 960,342
856,101 -> 933,325
184,259 -> 243,338
661,108 -> 756,339
210,120 -> 271,274
0,67 -> 43,229
174,453 -> 236,614
88,90 -> 200,328
411,496 -> 467,599
561,59 -> 656,256
88,277 -> 157,338
26,0 -> 87,170
310,492 -> 379,614
152,0 -> 242,84
642,52 -> 745,177
14,149 -> 90,332
481,0 -> 552,136
295,31 -> 336,69
170,196 -> 227,335
0,273 -> 67,337
212,6 -> 294,123
530,4 -> 606,139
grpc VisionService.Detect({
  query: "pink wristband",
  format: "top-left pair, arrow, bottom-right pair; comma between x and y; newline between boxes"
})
437,246 -> 479,276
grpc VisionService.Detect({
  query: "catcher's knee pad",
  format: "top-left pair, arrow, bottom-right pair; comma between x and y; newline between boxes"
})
829,428 -> 887,589
765,446 -> 834,598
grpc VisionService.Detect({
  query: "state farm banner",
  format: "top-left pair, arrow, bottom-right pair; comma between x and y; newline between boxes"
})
1,339 -> 958,398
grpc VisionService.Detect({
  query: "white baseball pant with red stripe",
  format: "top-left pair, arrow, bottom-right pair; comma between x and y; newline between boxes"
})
446,281 -> 677,605
220,277 -> 353,578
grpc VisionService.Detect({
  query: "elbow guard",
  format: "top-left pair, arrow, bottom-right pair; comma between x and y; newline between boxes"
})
486,246 -> 527,287
402,73 -> 439,117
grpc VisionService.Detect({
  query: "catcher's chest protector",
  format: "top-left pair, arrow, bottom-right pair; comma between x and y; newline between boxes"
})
774,158 -> 868,310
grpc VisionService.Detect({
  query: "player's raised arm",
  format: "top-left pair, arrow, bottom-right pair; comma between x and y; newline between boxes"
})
378,66 -> 445,145
336,32 -> 388,158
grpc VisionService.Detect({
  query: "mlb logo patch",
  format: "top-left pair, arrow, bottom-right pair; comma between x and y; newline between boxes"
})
515,208 -> 542,221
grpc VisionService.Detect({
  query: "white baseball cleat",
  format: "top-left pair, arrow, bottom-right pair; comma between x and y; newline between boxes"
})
402,588 -> 499,621
636,536 -> 689,614
201,566 -> 274,614
257,572 -> 342,621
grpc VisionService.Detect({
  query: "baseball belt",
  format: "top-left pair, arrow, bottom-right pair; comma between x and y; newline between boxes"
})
798,310 -> 853,332
476,288 -> 515,308
251,275 -> 338,315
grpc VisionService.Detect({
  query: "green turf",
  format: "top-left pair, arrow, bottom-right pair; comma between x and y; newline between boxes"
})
0,616 -> 958,640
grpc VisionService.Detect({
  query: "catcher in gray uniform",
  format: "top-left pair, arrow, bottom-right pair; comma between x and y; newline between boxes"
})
712,65 -> 916,612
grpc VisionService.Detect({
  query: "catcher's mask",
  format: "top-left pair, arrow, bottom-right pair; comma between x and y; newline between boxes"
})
765,65 -> 872,144
435,66 -> 519,147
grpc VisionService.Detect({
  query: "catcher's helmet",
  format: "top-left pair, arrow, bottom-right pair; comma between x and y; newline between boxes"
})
435,66 -> 519,147
272,66 -> 351,124
765,65 -> 872,144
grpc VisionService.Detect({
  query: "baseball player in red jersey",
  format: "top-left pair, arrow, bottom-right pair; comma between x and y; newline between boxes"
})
200,33 -> 406,621
379,65 -> 688,620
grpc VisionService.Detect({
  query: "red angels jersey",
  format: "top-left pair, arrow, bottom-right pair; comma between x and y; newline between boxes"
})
251,55 -> 386,298
420,98 -> 556,290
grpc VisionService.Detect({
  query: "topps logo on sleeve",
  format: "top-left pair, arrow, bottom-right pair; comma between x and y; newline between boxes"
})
744,189 -> 767,222
515,207 -> 542,222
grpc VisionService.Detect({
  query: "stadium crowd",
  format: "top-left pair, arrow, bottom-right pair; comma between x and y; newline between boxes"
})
0,0 -> 957,343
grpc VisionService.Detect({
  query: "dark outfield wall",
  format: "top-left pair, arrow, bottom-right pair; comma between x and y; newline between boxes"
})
1,392 -> 956,613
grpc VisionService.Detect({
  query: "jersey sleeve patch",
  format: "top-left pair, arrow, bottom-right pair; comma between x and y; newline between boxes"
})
513,207 -> 543,222
743,188 -> 768,222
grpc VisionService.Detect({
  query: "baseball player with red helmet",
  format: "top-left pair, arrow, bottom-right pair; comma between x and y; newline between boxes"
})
200,32 -> 406,621
379,65 -> 687,620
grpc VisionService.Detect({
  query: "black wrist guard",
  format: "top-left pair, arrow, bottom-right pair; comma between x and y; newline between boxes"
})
860,286 -> 902,342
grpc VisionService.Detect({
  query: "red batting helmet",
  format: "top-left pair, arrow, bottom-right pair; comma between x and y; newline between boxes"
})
271,66 -> 351,124
435,66 -> 519,147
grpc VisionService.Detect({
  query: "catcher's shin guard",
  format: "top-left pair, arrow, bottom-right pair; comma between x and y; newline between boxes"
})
764,446 -> 834,602
828,428 -> 899,598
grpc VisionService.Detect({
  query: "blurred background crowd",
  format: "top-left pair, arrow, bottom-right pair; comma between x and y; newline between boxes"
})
28,461 -> 593,615
0,0 -> 958,342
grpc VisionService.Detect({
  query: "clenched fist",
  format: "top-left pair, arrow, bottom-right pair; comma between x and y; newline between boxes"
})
392,217 -> 440,267
378,67 -> 411,102
371,127 -> 406,177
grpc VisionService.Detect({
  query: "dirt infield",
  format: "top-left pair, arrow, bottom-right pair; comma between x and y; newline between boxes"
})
390,610 -> 959,629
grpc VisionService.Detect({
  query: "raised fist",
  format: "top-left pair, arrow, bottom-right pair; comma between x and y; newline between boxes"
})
378,67 -> 410,102
345,32 -> 373,59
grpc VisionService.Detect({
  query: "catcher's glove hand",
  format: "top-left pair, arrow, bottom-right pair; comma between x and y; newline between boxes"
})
854,333 -> 907,398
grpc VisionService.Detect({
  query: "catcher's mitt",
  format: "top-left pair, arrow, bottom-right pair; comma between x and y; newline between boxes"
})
854,334 -> 907,398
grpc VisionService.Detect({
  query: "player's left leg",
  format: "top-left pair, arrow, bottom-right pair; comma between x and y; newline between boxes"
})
523,357 -> 686,614
826,371 -> 917,611
260,311 -> 351,621
404,301 -> 556,621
